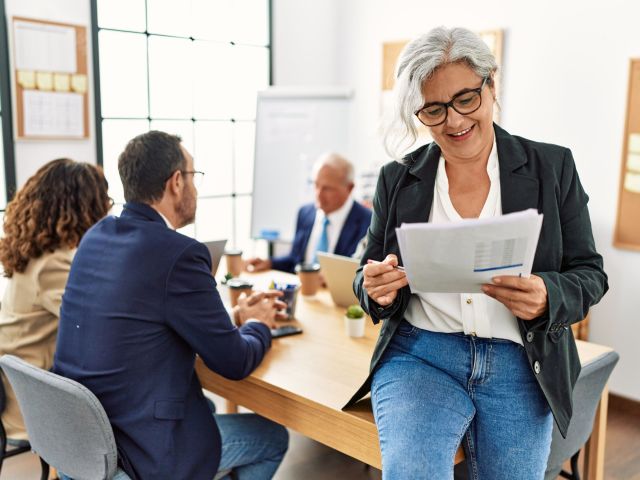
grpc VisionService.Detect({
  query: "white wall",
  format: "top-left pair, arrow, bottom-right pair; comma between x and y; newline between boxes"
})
274,0 -> 640,400
5,0 -> 96,188
272,0 -> 344,86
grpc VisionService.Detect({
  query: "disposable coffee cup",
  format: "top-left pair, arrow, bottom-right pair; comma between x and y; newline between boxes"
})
225,249 -> 243,277
227,278 -> 253,307
295,263 -> 321,296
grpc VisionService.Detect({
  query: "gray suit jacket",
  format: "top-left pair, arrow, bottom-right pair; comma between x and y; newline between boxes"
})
347,124 -> 608,438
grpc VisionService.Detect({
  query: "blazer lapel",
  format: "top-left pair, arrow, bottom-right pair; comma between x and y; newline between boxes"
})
300,206 -> 316,252
395,142 -> 440,225
495,124 -> 540,213
335,204 -> 357,254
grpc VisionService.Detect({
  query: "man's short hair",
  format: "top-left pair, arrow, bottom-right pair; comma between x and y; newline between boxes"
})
313,152 -> 355,184
118,130 -> 185,203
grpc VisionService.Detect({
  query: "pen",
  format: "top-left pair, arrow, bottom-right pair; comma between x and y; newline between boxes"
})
366,259 -> 406,272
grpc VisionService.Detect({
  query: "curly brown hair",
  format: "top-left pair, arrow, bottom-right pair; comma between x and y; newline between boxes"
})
0,158 -> 110,277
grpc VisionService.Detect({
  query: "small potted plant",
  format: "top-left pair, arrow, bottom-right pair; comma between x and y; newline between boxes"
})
344,304 -> 366,338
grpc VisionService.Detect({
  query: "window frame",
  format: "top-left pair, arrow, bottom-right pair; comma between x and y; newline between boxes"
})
89,0 -> 273,247
0,0 -> 17,206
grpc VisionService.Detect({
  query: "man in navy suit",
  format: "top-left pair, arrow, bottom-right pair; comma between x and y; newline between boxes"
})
247,153 -> 372,273
54,131 -> 288,480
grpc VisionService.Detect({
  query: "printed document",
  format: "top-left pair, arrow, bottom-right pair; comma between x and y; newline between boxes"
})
396,209 -> 543,293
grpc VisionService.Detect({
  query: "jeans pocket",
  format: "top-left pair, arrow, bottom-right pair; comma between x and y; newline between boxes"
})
394,320 -> 416,338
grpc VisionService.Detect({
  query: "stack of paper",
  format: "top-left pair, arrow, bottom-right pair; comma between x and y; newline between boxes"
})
396,209 -> 543,293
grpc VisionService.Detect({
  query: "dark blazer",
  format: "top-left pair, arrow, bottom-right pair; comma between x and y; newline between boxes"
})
53,203 -> 272,480
347,124 -> 608,438
271,201 -> 372,273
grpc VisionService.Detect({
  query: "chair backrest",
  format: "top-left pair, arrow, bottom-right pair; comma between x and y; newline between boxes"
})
545,349 -> 619,480
0,355 -> 119,480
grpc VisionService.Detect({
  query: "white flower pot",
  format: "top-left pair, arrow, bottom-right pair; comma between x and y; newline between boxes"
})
344,316 -> 365,338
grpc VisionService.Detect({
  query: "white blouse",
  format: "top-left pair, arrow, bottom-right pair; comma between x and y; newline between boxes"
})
404,142 -> 523,345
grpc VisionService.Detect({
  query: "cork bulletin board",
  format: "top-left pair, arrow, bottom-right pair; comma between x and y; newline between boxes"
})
12,17 -> 89,139
614,59 -> 640,251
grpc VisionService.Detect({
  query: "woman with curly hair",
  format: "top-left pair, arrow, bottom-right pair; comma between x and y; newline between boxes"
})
0,158 -> 111,441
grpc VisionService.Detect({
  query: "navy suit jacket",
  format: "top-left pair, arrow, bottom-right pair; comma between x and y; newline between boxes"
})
53,203 -> 271,480
271,201 -> 372,273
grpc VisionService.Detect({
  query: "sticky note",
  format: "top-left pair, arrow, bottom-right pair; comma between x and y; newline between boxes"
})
35,72 -> 53,91
17,70 -> 36,89
628,153 -> 640,173
70,74 -> 87,94
624,172 -> 640,193
629,133 -> 640,154
53,73 -> 70,92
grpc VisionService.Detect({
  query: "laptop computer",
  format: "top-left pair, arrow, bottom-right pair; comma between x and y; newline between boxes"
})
202,239 -> 228,276
317,252 -> 361,307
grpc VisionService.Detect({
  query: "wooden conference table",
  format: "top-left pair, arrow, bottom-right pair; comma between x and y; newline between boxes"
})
195,270 -> 611,479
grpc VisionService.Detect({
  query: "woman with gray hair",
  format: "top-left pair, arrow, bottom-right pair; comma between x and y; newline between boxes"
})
347,27 -> 607,479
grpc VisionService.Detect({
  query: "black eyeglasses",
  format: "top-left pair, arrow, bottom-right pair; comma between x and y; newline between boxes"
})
414,77 -> 488,127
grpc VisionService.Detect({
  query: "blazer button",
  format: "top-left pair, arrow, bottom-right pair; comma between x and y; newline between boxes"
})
526,331 -> 534,343
533,361 -> 541,374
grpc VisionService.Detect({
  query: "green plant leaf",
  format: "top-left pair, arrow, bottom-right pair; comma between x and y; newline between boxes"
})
346,304 -> 365,319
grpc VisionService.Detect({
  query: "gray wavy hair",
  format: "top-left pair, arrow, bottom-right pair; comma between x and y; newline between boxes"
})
383,27 -> 498,160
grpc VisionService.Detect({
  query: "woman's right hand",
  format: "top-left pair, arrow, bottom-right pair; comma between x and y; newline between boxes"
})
362,254 -> 408,307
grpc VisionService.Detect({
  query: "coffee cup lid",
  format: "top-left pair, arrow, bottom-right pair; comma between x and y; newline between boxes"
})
224,249 -> 243,256
295,262 -> 321,273
227,278 -> 253,289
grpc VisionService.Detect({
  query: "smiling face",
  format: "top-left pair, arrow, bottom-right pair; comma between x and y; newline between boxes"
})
421,62 -> 495,165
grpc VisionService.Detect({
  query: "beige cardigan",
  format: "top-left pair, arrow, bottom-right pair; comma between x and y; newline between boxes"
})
0,248 -> 74,440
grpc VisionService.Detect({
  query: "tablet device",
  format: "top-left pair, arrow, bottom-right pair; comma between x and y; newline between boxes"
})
317,252 -> 360,307
202,239 -> 228,276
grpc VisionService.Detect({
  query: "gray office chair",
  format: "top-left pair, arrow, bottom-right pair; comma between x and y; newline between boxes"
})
0,354 -> 130,480
544,349 -> 619,480
0,368 -> 48,479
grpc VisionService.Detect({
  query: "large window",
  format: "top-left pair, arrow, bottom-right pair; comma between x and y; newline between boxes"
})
92,0 -> 271,251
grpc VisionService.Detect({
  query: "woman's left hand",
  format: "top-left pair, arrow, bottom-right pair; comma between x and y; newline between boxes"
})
481,275 -> 548,320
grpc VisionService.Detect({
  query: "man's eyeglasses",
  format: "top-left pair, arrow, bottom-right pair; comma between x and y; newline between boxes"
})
414,77 -> 488,127
181,170 -> 205,188
165,170 -> 205,188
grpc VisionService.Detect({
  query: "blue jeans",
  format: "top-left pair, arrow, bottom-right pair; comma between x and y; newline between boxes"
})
214,413 -> 289,479
371,321 -> 553,480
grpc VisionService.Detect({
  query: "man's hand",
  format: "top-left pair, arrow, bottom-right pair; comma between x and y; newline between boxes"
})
482,275 -> 548,320
245,257 -> 272,273
234,290 -> 286,328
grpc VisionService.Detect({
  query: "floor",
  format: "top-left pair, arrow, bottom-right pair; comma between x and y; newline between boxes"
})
2,398 -> 639,479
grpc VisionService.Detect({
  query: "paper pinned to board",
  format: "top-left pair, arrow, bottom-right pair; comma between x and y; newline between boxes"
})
23,90 -> 83,137
624,172 -> 640,193
396,209 -> 543,293
629,133 -> 640,154
53,73 -> 70,92
17,70 -> 35,89
627,152 -> 640,172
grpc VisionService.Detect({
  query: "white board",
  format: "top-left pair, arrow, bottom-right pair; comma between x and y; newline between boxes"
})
251,87 -> 353,242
